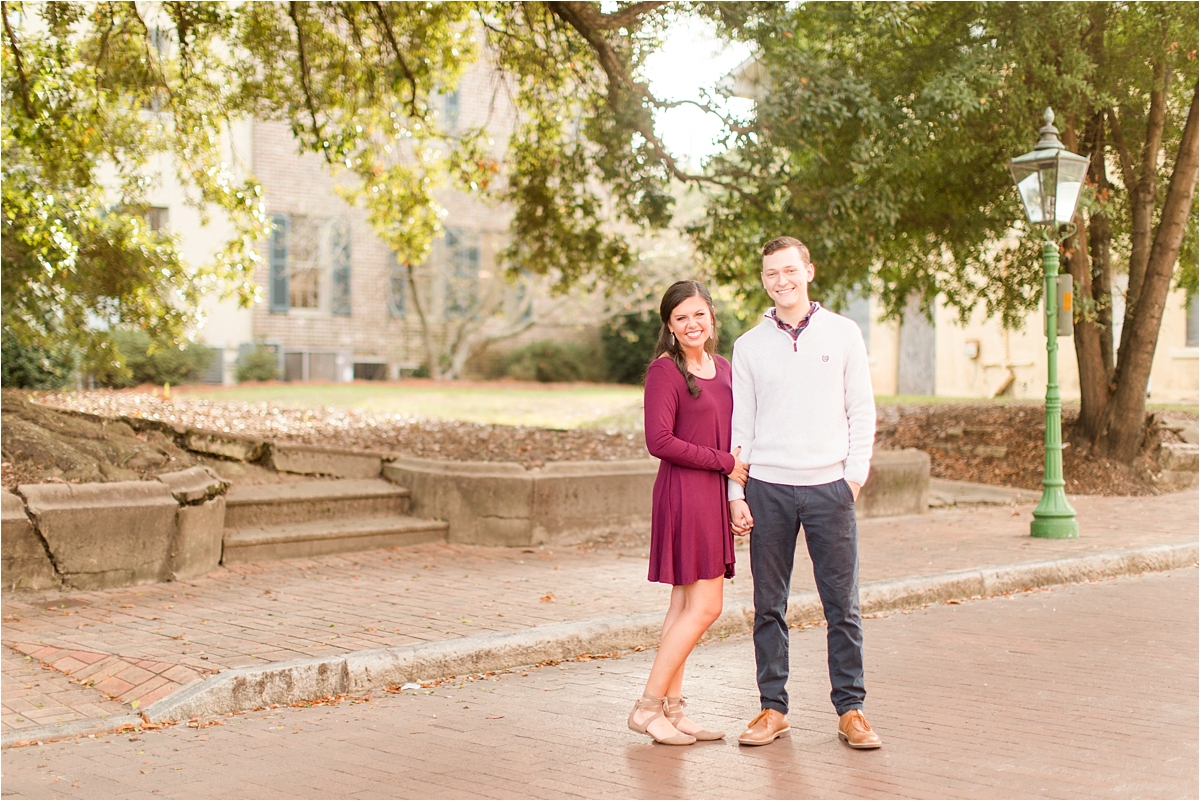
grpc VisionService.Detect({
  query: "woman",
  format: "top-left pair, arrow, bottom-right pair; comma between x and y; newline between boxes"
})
627,280 -> 749,745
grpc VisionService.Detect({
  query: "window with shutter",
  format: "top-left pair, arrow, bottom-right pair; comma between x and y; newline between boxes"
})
269,214 -> 289,313
287,216 -> 321,309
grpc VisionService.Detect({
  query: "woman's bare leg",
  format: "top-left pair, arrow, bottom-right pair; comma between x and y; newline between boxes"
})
663,579 -> 723,733
631,577 -> 724,739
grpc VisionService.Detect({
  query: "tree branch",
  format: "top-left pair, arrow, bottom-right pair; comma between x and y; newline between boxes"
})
1126,58 -> 1169,311
545,1 -> 764,204
369,0 -> 419,117
129,2 -> 176,109
287,1 -> 328,158
1105,107 -> 1137,191
2,1 -> 35,119
589,1 -> 668,30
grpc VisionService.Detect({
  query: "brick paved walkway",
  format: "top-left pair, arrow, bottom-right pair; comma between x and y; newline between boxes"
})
1,646 -> 126,734
1,489 -> 1194,734
2,569 -> 1194,798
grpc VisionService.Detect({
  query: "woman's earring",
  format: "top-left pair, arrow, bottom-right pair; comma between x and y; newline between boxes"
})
671,333 -> 676,346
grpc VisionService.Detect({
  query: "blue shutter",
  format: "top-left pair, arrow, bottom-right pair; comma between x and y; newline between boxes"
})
269,214 -> 289,313
331,222 -> 352,316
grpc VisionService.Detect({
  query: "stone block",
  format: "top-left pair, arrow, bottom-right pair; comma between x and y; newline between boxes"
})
857,449 -> 930,518
270,444 -> 383,478
182,428 -> 266,462
170,496 -> 225,580
384,458 -> 534,546
384,457 -> 658,546
1,490 -> 59,591
20,481 -> 178,589
532,459 -> 658,544
156,466 -> 229,503
1159,442 -> 1199,473
1163,422 -> 1199,445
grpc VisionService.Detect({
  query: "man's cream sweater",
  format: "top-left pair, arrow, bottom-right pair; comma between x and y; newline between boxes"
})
727,307 -> 876,501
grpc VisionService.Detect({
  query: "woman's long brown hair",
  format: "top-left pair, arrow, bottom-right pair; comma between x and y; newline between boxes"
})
651,280 -> 719,399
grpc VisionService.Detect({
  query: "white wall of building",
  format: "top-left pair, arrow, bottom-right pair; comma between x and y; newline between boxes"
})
862,286 -> 1197,403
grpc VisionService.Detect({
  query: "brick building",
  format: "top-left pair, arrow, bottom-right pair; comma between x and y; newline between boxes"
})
156,56 -> 597,384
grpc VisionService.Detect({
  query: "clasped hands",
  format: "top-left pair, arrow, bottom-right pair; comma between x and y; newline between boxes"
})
727,447 -> 753,537
727,452 -> 861,537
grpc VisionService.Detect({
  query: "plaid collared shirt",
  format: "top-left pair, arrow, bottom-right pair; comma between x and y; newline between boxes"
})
767,302 -> 821,342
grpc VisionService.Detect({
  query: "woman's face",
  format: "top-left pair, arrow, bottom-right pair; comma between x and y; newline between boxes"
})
667,294 -> 713,350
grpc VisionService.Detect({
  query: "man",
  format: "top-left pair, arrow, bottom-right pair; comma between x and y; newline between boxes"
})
728,236 -> 880,749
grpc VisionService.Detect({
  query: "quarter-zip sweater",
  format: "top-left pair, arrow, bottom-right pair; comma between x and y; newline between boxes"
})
727,307 -> 875,501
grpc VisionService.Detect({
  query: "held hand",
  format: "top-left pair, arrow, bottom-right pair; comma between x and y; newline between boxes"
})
729,446 -> 749,487
729,499 -> 754,537
847,480 -> 861,501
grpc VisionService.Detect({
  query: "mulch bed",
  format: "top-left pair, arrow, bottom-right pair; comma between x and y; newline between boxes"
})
3,390 -> 1192,496
876,401 -> 1193,497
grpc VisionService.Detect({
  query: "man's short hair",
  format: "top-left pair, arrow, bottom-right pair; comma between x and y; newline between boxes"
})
761,236 -> 811,264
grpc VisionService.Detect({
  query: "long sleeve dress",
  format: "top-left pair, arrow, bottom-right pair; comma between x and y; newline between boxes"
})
643,355 -> 737,586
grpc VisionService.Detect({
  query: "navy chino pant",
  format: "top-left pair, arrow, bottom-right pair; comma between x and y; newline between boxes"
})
746,477 -> 866,716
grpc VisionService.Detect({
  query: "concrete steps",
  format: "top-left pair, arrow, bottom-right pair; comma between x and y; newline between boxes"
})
225,479 -> 411,527
222,478 -> 447,563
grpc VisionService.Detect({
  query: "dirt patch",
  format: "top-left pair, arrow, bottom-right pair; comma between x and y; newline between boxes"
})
0,391 -> 205,487
5,390 -> 1193,496
0,391 -> 303,489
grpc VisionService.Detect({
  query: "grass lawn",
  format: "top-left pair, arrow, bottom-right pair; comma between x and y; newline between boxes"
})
175,380 -> 647,430
172,381 -> 1197,430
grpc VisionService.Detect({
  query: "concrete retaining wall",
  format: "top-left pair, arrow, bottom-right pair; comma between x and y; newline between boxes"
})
384,457 -> 660,546
5,467 -> 229,591
2,490 -> 59,591
858,449 -> 930,517
384,450 -> 930,546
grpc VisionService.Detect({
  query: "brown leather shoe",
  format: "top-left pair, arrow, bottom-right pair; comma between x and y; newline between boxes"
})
838,710 -> 882,749
737,709 -> 790,746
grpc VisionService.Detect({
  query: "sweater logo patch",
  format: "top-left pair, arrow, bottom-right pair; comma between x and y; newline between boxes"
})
822,354 -> 829,362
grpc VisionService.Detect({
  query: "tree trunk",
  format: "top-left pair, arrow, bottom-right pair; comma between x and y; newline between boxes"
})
405,262 -> 443,379
1102,83 -> 1200,461
1065,116 -> 1113,449
1122,60 -> 1168,320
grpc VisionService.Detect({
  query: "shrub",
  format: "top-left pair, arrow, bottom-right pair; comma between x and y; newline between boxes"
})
0,330 -> 75,389
601,303 -> 754,385
236,344 -> 279,382
102,328 -> 215,388
504,339 -> 605,383
601,310 -> 660,385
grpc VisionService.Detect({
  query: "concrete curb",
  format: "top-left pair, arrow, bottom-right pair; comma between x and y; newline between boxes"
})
0,713 -> 143,749
133,542 -> 1197,724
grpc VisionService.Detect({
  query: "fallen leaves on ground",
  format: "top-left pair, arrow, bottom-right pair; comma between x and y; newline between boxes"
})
27,389 -> 647,469
7,389 -> 1191,496
876,401 -> 1192,496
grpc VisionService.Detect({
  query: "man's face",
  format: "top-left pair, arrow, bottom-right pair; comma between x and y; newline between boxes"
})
761,247 -> 814,312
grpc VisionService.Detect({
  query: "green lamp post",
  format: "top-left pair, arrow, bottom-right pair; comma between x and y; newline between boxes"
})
1008,108 -> 1090,539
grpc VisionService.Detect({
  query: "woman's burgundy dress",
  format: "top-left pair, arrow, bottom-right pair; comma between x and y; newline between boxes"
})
643,356 -> 736,586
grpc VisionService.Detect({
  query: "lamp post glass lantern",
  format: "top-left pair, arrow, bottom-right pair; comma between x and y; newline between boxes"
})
1007,107 -> 1088,539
